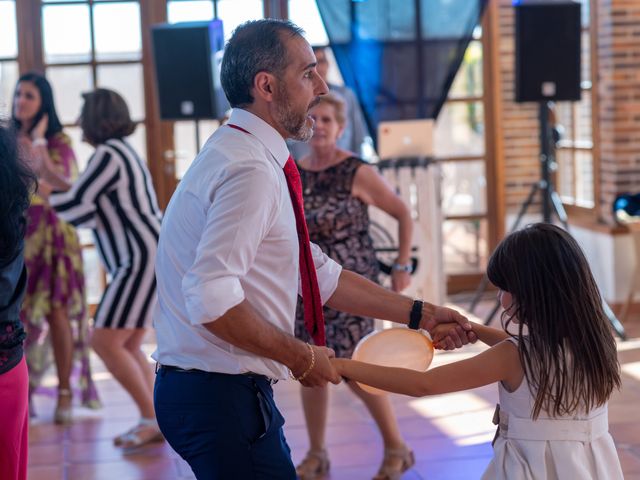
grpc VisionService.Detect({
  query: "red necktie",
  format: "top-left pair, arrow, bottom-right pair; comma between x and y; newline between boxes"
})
227,124 -> 326,346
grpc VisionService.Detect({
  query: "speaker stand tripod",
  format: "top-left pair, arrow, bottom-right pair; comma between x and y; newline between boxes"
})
469,102 -> 626,340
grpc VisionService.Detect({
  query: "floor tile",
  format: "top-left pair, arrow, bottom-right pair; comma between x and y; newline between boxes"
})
25,304 -> 640,479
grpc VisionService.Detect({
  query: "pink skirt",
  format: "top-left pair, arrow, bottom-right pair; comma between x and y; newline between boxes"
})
0,355 -> 29,480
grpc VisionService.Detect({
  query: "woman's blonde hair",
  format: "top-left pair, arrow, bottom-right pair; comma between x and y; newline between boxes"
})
315,92 -> 347,127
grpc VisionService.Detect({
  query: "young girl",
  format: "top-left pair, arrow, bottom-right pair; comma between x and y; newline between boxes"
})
332,223 -> 623,479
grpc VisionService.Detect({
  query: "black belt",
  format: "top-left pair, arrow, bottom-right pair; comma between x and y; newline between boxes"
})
156,363 -> 277,385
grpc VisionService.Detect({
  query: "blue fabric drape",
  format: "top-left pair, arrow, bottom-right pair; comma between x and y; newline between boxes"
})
315,0 -> 488,145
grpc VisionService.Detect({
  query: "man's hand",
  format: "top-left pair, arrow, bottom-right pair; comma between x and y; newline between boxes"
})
421,305 -> 477,350
295,346 -> 342,387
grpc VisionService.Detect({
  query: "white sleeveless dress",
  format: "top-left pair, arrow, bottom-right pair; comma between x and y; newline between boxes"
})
482,339 -> 623,480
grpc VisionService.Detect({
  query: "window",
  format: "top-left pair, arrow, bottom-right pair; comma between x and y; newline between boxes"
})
166,0 -> 264,179
435,31 -> 490,276
0,0 -> 19,117
42,1 -> 146,170
555,0 -> 595,209
288,3 -> 491,281
288,0 -> 329,46
41,0 -> 147,309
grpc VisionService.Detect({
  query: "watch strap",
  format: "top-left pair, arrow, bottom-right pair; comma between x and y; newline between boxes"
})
409,300 -> 423,330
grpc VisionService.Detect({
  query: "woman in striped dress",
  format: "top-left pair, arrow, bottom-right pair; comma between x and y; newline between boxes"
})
36,89 -> 163,448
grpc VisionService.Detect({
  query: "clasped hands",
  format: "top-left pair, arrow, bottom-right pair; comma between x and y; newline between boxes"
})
294,306 -> 477,387
421,305 -> 478,350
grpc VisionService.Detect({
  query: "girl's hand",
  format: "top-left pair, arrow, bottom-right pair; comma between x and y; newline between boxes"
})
329,357 -> 347,376
430,323 -> 465,350
32,113 -> 49,141
391,270 -> 410,292
423,307 -> 477,350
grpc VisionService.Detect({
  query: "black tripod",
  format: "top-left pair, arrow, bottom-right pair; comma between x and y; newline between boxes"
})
469,102 -> 627,340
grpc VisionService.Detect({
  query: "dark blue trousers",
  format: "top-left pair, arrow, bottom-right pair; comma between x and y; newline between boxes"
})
154,367 -> 296,480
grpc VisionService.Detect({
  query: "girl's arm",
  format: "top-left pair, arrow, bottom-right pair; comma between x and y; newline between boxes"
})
352,163 -> 413,292
332,339 -> 522,397
471,322 -> 510,346
431,321 -> 510,348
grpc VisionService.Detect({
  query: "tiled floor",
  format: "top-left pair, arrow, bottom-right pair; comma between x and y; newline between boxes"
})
26,302 -> 640,480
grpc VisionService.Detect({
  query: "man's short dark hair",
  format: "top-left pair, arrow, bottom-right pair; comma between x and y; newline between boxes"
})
221,19 -> 305,108
80,88 -> 136,145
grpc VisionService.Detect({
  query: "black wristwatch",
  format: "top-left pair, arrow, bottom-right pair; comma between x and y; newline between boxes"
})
408,300 -> 423,330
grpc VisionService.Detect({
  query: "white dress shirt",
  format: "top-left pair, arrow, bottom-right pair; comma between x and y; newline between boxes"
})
152,109 -> 342,379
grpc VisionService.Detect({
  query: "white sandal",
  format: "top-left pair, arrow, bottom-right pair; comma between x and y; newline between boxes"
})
295,449 -> 330,479
54,388 -> 73,425
113,418 -> 164,449
373,444 -> 415,480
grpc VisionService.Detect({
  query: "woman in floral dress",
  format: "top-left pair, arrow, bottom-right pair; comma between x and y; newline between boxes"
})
12,73 -> 100,423
293,93 -> 414,480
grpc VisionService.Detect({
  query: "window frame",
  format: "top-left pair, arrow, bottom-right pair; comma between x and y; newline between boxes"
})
555,0 -> 599,221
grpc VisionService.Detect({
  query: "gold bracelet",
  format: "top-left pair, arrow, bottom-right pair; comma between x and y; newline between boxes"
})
289,343 -> 315,382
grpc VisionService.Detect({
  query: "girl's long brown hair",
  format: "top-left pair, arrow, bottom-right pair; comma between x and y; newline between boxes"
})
487,223 -> 621,419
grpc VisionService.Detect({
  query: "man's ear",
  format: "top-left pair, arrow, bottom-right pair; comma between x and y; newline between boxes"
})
253,71 -> 276,102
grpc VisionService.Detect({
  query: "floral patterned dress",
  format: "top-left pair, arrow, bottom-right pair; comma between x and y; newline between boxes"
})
294,156 -> 379,358
21,132 -> 100,410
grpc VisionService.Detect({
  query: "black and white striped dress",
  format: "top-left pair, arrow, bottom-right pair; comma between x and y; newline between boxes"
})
50,138 -> 162,329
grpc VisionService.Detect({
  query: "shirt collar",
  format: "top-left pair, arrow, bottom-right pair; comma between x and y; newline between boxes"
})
227,108 -> 291,168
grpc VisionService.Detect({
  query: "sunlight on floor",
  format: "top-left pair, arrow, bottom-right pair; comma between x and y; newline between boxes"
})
621,361 -> 640,381
409,392 -> 496,446
617,338 -> 640,352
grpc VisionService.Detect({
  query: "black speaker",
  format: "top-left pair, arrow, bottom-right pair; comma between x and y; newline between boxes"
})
515,1 -> 581,103
151,20 -> 229,120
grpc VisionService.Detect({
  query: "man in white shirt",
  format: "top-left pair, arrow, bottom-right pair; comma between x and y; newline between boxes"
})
153,19 -> 473,480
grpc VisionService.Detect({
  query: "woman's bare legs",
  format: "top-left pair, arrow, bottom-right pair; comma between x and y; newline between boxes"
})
123,329 -> 155,391
91,327 -> 161,446
347,380 -> 411,475
47,307 -> 73,412
91,328 -> 155,419
298,379 -> 410,476
301,384 -> 330,451
346,380 -> 405,449
297,385 -> 331,477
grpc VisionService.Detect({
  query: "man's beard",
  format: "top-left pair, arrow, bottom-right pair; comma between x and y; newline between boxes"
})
275,85 -> 317,142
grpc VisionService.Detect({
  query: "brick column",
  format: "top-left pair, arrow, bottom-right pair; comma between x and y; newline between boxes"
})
596,0 -> 640,224
496,0 -> 541,216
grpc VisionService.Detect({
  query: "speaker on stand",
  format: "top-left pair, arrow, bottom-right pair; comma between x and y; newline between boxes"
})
469,1 -> 625,339
151,20 -> 229,152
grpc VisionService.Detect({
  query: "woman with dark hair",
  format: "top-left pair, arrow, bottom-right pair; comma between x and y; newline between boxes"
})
38,88 -> 163,448
0,122 -> 36,480
12,72 -> 99,424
